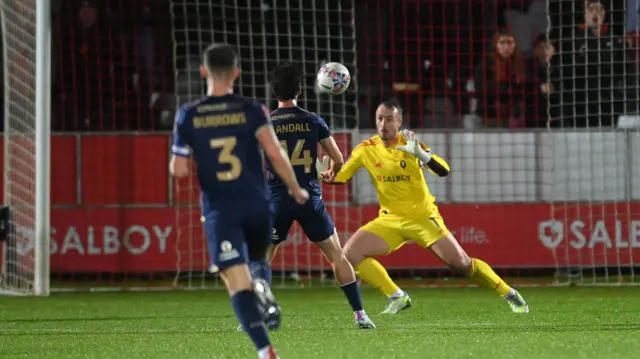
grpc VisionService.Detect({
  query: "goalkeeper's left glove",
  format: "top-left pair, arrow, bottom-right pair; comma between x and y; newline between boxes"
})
316,155 -> 330,179
395,129 -> 432,164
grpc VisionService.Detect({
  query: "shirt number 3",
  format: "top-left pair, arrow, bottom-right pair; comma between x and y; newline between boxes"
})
210,136 -> 242,181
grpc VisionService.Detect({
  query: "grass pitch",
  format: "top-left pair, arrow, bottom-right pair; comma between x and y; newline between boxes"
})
1,286 -> 639,359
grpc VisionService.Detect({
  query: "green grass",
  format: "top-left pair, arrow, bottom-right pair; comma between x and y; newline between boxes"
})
1,287 -> 640,359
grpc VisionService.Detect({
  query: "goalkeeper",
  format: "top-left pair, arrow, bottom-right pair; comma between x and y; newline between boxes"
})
322,100 -> 529,315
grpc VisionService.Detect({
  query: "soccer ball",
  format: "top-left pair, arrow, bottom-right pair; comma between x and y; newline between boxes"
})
316,62 -> 351,95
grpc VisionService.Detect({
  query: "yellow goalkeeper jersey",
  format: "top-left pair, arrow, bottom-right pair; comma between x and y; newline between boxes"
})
333,134 -> 450,216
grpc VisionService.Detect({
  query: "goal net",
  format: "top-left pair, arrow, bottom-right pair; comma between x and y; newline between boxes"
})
8,0 -> 638,291
544,0 -> 640,284
171,0 -> 359,287
0,0 -> 50,295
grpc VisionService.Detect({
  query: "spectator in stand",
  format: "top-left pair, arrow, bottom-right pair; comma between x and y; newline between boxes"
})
525,35 -> 557,127
623,30 -> 640,116
56,0 -> 108,130
473,29 -> 526,128
555,0 -> 628,128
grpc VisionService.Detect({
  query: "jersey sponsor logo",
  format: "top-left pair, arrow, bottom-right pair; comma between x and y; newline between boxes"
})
400,160 -> 406,169
375,162 -> 382,168
219,240 -> 240,262
271,113 -> 297,121
375,175 -> 411,183
197,103 -> 229,113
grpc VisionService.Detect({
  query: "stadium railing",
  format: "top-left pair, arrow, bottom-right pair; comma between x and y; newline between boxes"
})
1,0 -> 639,293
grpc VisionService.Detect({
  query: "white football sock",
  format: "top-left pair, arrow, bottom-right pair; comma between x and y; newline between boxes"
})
258,346 -> 271,358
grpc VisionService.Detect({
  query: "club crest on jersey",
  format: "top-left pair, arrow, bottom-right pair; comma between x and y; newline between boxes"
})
400,160 -> 406,169
219,240 -> 240,262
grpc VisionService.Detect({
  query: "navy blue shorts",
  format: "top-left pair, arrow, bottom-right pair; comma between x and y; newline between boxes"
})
271,195 -> 335,245
203,201 -> 273,272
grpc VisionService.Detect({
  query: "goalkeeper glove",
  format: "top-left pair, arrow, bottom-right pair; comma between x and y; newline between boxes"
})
395,129 -> 432,164
316,155 -> 330,179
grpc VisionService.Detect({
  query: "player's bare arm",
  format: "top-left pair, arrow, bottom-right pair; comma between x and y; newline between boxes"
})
256,124 -> 309,204
169,155 -> 190,178
319,136 -> 344,174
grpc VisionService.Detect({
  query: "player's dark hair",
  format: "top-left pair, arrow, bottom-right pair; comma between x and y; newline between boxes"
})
203,43 -> 239,78
269,63 -> 303,101
381,99 -> 403,118
584,0 -> 602,8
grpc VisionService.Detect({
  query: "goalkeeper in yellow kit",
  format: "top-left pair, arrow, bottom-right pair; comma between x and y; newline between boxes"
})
321,100 -> 529,315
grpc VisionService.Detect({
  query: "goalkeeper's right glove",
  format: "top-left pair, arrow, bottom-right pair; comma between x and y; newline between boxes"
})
316,155 -> 330,179
395,129 -> 432,164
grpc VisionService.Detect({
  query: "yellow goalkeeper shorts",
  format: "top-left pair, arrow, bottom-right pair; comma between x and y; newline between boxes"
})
360,209 -> 450,253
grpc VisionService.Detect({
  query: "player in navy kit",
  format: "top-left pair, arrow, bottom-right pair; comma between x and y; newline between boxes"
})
263,63 -> 375,329
170,44 -> 308,359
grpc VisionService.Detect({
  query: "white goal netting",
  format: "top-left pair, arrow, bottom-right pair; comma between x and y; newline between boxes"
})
0,0 -> 38,294
3,0 -> 637,292
545,0 -> 640,284
171,0 -> 358,287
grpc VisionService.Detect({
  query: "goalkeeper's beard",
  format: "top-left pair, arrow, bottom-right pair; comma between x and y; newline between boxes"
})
378,130 -> 397,142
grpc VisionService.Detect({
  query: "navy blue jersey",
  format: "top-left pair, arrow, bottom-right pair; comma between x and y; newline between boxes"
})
172,94 -> 271,214
266,106 -> 331,197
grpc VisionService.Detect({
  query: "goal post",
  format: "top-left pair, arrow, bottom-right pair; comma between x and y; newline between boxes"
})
0,0 -> 51,296
34,0 -> 51,296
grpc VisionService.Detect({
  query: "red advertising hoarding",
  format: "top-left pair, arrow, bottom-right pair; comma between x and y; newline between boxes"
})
1,135 -> 639,272
30,203 -> 640,272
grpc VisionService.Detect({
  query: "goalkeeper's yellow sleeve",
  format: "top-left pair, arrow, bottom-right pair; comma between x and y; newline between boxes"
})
332,147 -> 364,184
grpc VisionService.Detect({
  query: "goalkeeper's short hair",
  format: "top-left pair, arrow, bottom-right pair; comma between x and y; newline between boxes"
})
269,63 -> 303,101
203,43 -> 238,77
381,98 -> 403,118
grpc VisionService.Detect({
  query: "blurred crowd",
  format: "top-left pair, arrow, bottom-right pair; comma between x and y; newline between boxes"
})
0,0 -> 638,131
356,0 -> 639,129
471,0 -> 639,129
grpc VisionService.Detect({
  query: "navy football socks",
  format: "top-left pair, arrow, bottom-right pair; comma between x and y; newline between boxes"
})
249,260 -> 272,285
340,281 -> 364,312
231,290 -> 271,350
